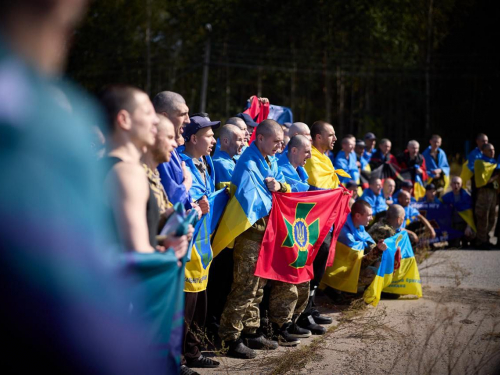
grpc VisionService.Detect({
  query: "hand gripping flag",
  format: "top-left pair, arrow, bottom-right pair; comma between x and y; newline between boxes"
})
364,231 -> 422,306
254,189 -> 351,284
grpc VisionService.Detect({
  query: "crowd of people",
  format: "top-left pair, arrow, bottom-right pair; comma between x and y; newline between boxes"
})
96,84 -> 499,374
1,2 -> 499,375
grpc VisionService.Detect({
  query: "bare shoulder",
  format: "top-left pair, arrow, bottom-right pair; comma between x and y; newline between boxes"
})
105,162 -> 149,197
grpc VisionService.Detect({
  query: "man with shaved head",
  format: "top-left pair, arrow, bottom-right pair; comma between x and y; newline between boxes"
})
333,135 -> 359,184
212,124 -> 245,188
396,140 -> 429,188
226,116 -> 250,145
153,91 -> 195,211
369,138 -> 397,170
218,119 -> 293,357
369,204 -> 407,244
397,190 -> 435,244
288,122 -> 312,141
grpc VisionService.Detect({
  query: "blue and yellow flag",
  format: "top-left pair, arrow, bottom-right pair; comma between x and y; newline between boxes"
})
364,231 -> 422,306
422,146 -> 450,191
321,215 -> 375,293
185,188 -> 228,292
474,155 -> 498,188
441,189 -> 476,232
413,174 -> 426,202
305,146 -> 350,190
212,142 -> 289,256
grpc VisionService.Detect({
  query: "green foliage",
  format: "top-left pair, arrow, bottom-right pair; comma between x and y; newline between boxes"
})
67,0 -> 480,153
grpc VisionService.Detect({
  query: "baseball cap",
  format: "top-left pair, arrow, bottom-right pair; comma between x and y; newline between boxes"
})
183,116 -> 220,142
355,139 -> 366,147
236,113 -> 258,128
425,183 -> 436,191
364,132 -> 376,140
401,180 -> 413,188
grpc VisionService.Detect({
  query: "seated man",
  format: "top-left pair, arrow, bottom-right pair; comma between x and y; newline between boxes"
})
397,190 -> 436,244
355,139 -> 369,171
393,180 -> 416,205
327,200 -> 388,299
359,177 -> 388,216
369,138 -> 396,170
369,204 -> 406,242
422,134 -> 450,193
362,132 -> 377,166
212,124 -> 245,189
418,184 -> 440,204
382,179 -> 396,206
333,135 -> 359,184
441,176 -> 476,248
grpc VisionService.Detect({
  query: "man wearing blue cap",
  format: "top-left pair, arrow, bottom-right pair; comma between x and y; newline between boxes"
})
178,115 -> 221,372
236,112 -> 258,136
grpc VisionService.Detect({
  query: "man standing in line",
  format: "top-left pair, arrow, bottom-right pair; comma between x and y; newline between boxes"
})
333,135 -> 359,184
300,121 -> 349,332
212,124 -> 245,188
473,143 -> 499,250
216,120 -> 291,358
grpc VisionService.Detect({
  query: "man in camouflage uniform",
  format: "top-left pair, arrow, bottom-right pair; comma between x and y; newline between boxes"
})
474,143 -> 499,250
218,120 -> 295,359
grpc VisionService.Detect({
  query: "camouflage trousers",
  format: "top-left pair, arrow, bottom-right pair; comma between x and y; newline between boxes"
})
218,236 -> 303,341
268,280 -> 310,327
475,188 -> 497,244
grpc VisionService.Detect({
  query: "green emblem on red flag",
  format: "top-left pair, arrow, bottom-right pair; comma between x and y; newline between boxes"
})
282,203 -> 320,269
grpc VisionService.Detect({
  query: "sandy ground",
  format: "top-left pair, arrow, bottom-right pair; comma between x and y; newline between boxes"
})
198,250 -> 500,374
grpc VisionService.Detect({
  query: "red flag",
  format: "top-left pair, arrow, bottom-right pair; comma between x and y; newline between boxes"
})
254,189 -> 351,284
244,96 -> 269,145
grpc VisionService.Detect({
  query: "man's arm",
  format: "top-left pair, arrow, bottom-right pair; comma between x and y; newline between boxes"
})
106,163 -> 155,253
417,214 -> 436,239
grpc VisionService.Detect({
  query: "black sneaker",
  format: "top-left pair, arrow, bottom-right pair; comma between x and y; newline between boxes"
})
186,354 -> 220,368
287,323 -> 311,338
311,309 -> 332,325
297,315 -> 326,335
242,333 -> 279,350
272,323 -> 301,347
180,365 -> 200,375
226,339 -> 257,359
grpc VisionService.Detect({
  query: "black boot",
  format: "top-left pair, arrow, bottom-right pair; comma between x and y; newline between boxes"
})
287,314 -> 311,338
225,338 -> 257,359
272,322 -> 301,346
241,333 -> 278,350
297,314 -> 326,335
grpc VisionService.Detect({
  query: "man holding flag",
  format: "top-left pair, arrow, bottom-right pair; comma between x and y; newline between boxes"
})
422,134 -> 450,194
321,200 -> 387,296
473,143 -> 499,250
300,121 -> 350,331
178,116 -> 224,371
272,135 -> 329,336
461,133 -> 488,184
213,120 -> 290,358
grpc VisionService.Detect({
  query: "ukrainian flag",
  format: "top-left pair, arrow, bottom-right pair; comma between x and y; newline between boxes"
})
321,215 -> 374,293
441,189 -> 476,232
305,146 -> 351,190
212,142 -> 289,256
413,174 -> 426,202
184,188 -> 228,292
364,231 -> 422,306
423,146 -> 450,191
474,155 -> 498,188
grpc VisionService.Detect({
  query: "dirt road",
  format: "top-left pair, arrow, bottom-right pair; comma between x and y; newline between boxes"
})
200,250 -> 500,374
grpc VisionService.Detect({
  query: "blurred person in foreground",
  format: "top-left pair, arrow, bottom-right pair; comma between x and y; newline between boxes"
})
0,1 -> 164,373
441,176 -> 476,248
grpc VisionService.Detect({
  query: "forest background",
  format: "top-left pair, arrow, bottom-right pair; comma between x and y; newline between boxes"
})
67,0 -> 500,158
